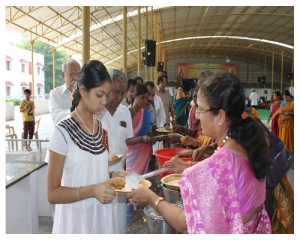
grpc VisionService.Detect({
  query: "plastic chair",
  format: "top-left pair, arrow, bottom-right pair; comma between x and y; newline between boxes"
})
6,125 -> 18,151
22,117 -> 42,149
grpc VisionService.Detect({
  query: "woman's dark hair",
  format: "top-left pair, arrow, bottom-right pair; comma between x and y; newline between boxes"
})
282,89 -> 291,97
133,83 -> 149,97
127,79 -> 137,91
157,76 -> 164,85
199,72 -> 269,180
71,60 -> 111,112
274,90 -> 282,99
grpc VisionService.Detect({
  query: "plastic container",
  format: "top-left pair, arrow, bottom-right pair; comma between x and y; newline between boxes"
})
154,148 -> 193,178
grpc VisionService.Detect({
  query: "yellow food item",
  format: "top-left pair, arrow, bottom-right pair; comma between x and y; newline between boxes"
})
180,137 -> 186,144
110,155 -> 118,161
107,177 -> 126,190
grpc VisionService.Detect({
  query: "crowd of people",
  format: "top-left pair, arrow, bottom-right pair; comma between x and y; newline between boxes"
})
44,58 -> 293,234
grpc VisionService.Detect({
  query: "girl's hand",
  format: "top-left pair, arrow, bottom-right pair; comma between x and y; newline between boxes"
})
94,182 -> 116,204
112,170 -> 127,178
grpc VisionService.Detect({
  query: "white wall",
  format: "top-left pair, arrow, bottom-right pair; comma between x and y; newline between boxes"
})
6,164 -> 52,233
34,100 -> 50,116
6,102 -> 15,121
5,45 -> 45,99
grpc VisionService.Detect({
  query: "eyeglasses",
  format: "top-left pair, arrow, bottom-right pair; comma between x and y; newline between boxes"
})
65,72 -> 79,78
196,107 -> 218,116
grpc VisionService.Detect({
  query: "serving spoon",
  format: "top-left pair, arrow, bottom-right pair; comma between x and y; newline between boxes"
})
125,166 -> 173,189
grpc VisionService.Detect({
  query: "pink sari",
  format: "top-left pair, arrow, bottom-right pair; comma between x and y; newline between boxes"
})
126,109 -> 152,175
178,148 -> 271,234
188,104 -> 200,129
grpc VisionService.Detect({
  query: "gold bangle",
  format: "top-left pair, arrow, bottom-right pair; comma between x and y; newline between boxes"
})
154,197 -> 165,215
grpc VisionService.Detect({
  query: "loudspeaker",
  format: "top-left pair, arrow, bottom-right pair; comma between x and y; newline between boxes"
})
157,62 -> 164,72
288,72 -> 294,80
258,77 -> 261,83
145,40 -> 156,66
261,76 -> 266,84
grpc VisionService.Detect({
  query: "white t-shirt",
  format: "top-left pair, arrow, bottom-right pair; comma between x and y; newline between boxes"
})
46,116 -> 117,233
49,84 -> 72,124
97,104 -> 134,171
154,94 -> 166,128
249,92 -> 260,106
96,104 -> 134,234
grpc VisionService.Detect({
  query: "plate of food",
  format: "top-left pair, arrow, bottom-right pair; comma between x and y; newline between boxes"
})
161,173 -> 184,191
108,154 -> 124,166
156,126 -> 173,133
111,178 -> 152,193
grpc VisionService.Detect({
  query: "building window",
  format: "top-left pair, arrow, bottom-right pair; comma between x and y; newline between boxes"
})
22,87 -> 26,92
37,66 -> 40,75
38,88 -> 41,95
6,61 -> 11,70
6,87 -> 10,96
21,63 -> 25,73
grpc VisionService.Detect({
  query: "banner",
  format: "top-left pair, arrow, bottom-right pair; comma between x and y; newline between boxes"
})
176,63 -> 238,85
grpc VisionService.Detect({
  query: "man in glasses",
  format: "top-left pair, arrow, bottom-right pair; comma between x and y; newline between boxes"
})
49,58 -> 81,124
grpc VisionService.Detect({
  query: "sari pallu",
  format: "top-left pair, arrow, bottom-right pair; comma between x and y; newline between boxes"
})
270,101 -> 281,137
278,101 -> 294,151
126,109 -> 152,175
174,97 -> 189,126
178,148 -> 271,234
188,104 -> 200,129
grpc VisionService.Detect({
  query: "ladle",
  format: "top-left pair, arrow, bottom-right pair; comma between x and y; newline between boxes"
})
125,166 -> 172,189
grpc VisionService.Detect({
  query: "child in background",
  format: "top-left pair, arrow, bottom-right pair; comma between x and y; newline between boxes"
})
20,89 -> 35,151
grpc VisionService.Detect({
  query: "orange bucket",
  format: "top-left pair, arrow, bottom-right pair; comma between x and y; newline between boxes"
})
154,148 -> 193,178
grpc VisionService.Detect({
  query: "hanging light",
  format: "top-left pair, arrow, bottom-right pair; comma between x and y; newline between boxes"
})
226,58 -> 230,63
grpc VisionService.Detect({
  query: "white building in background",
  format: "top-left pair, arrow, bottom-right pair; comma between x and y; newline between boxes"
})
5,45 -> 45,100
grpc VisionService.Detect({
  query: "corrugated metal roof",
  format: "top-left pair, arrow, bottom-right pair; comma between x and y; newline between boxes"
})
5,6 -> 294,75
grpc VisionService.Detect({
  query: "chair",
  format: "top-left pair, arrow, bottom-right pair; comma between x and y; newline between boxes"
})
22,117 -> 42,149
6,125 -> 18,151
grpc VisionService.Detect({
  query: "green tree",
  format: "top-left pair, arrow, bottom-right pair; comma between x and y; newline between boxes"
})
13,37 -> 68,93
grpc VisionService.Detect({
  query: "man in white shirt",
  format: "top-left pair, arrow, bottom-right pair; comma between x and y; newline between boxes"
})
97,69 -> 134,234
48,58 -> 81,124
145,81 -> 166,128
145,81 -> 166,153
249,89 -> 260,109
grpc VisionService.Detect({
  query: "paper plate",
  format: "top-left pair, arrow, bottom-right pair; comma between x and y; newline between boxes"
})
161,173 -> 184,191
156,127 -> 173,133
115,179 -> 152,193
108,154 -> 124,166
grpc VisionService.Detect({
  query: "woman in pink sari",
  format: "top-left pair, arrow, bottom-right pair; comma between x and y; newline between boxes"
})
267,91 -> 282,136
126,84 -> 153,175
128,73 -> 271,234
